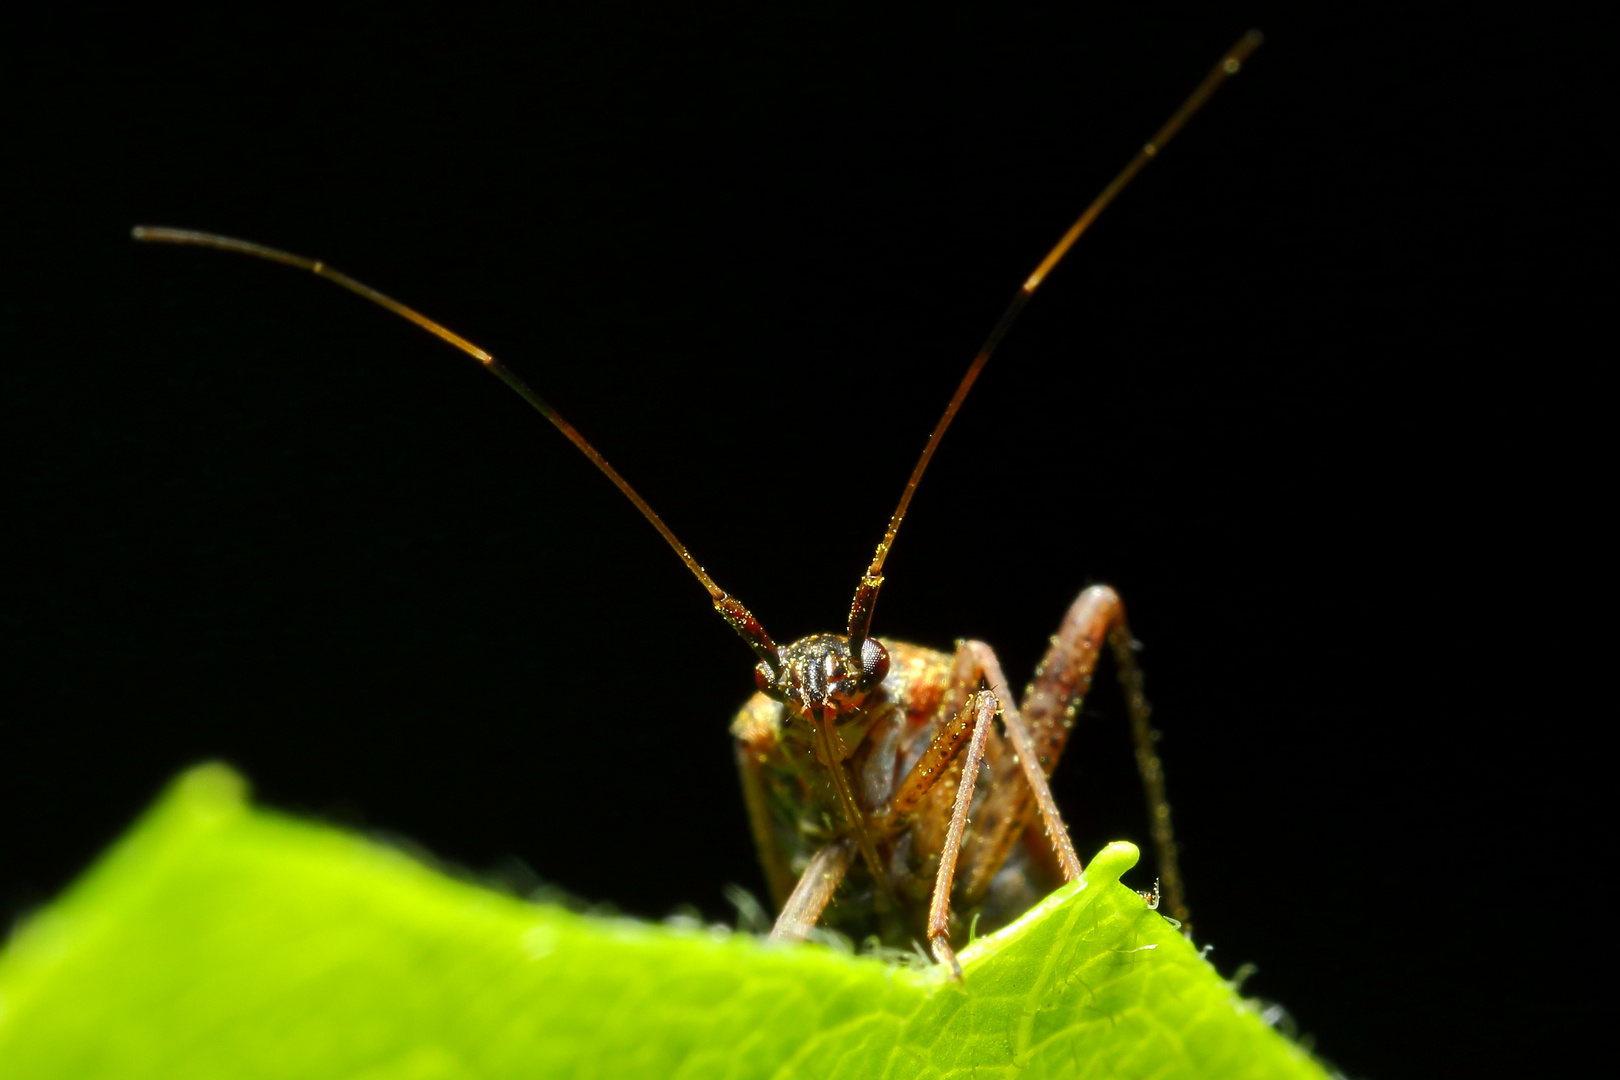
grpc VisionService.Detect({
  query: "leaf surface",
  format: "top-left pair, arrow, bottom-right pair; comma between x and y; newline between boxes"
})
0,765 -> 1328,1079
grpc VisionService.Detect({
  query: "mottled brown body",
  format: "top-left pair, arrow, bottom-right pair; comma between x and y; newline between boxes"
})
732,585 -> 1169,955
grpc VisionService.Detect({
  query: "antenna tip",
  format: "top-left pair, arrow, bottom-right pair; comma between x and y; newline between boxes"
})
1222,29 -> 1264,73
130,225 -> 150,241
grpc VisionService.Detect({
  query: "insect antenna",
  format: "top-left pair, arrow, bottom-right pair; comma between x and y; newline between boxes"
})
845,29 -> 1263,657
128,226 -> 783,675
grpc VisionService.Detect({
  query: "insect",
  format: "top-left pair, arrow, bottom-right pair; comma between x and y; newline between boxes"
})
134,30 -> 1260,979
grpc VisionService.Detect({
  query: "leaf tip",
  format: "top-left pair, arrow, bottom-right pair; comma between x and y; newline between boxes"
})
166,761 -> 251,822
1083,841 -> 1141,887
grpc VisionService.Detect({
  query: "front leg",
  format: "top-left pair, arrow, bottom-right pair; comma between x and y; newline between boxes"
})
768,839 -> 853,942
921,690 -> 999,978
955,640 -> 1085,882
875,686 -> 1003,978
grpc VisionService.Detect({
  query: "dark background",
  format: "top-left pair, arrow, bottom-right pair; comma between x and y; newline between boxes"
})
4,4 -> 1602,1078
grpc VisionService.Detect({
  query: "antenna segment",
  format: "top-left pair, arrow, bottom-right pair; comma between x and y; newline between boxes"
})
129,226 -> 781,671
844,29 -> 1262,657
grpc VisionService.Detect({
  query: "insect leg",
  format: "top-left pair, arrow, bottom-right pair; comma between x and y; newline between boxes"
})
922,690 -> 998,980
882,639 -> 1083,901
968,585 -> 1186,926
882,678 -> 984,829
736,741 -> 799,911
1103,608 -> 1187,929
768,839 -> 853,942
1024,585 -> 1183,923
959,640 -> 1085,882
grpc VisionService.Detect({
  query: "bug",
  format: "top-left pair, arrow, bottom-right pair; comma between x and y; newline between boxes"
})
133,30 -> 1260,979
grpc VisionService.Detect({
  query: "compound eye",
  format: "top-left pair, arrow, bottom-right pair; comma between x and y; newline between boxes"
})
859,638 -> 890,687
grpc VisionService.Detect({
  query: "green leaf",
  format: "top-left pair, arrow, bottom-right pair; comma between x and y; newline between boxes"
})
0,765 -> 1328,1078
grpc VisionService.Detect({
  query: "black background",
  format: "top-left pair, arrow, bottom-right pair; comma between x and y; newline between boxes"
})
4,4 -> 1603,1078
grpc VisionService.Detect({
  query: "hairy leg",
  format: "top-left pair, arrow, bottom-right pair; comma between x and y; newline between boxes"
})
769,839 -> 853,942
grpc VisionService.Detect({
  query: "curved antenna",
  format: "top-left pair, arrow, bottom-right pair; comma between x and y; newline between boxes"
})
846,30 -> 1263,655
130,226 -> 781,672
